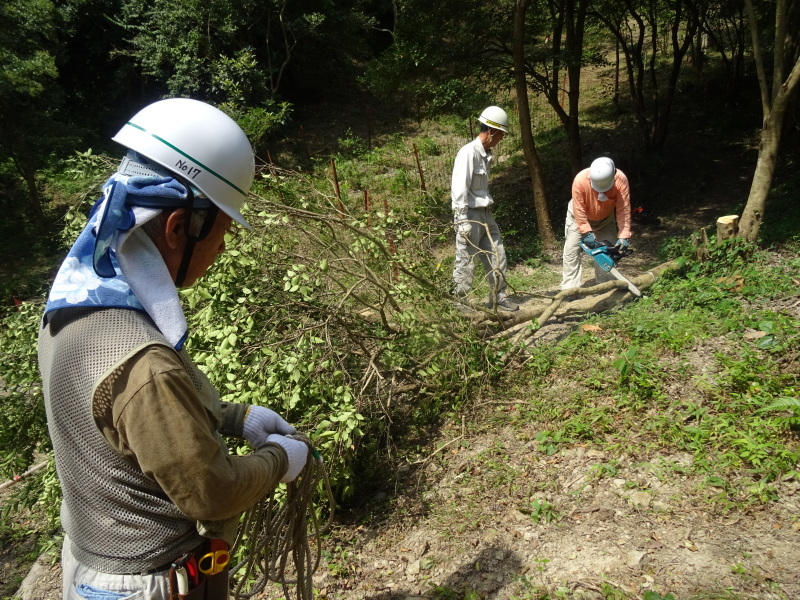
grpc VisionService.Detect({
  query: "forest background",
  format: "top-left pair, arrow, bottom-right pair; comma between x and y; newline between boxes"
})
2,1 -> 800,599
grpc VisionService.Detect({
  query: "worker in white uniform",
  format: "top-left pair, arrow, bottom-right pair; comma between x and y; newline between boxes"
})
451,106 -> 517,311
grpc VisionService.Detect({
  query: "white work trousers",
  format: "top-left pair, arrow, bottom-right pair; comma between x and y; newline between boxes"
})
61,536 -> 171,600
560,200 -> 619,290
452,206 -> 508,302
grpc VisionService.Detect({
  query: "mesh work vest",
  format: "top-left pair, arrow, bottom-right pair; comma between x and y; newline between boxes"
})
38,307 -> 214,573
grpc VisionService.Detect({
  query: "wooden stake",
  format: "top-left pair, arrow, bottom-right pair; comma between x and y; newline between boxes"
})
383,196 -> 398,279
331,159 -> 344,217
367,107 -> 372,150
412,143 -> 427,191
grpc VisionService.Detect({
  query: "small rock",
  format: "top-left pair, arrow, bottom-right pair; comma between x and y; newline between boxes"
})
630,492 -> 651,508
417,541 -> 430,558
483,529 -> 501,544
626,550 -> 647,568
407,559 -> 420,575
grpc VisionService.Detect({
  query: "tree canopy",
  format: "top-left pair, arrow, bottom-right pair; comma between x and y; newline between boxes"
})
0,0 -> 798,246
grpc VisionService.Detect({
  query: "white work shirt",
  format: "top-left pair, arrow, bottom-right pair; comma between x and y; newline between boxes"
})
451,137 -> 494,213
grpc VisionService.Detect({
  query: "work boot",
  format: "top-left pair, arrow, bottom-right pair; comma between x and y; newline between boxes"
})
488,298 -> 519,312
451,289 -> 469,304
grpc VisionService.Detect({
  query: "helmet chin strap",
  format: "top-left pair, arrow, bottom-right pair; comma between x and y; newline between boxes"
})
115,150 -> 219,287
174,188 -> 219,288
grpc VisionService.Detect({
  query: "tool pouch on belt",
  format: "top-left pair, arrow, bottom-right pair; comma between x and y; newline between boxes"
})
168,542 -> 230,600
169,567 -> 228,600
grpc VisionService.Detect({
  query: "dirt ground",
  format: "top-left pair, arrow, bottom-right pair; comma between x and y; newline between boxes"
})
9,197 -> 800,600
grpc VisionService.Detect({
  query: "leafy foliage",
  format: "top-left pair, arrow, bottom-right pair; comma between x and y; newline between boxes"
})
183,182 -> 502,499
362,0 -> 507,115
0,301 -> 50,479
114,0 -> 377,103
0,0 -> 73,215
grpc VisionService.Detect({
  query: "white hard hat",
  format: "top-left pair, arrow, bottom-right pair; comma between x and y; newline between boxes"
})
112,98 -> 255,227
589,157 -> 616,193
478,106 -> 509,133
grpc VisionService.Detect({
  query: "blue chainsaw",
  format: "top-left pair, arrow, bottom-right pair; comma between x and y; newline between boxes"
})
578,240 -> 642,297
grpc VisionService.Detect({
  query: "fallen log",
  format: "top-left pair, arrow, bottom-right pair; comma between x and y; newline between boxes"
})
485,259 -> 681,347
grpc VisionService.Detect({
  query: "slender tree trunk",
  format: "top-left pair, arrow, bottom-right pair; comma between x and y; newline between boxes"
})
613,36 -> 621,112
653,3 -> 698,149
740,71 -> 800,240
12,157 -> 43,220
597,0 -> 696,152
565,99 -> 583,174
564,0 -> 586,174
739,0 -> 800,241
513,0 -> 557,251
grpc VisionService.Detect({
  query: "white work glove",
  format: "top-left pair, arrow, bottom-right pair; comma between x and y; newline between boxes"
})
243,406 -> 297,448
266,434 -> 309,483
456,221 -> 472,237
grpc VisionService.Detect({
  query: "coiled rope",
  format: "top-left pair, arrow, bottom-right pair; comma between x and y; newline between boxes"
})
231,433 -> 335,600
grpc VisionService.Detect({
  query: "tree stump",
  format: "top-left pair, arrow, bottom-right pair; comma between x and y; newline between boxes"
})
716,215 -> 740,241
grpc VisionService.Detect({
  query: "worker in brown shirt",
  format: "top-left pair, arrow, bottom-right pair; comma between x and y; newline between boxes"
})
39,98 -> 306,600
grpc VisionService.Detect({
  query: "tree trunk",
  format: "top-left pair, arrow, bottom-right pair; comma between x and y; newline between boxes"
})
612,36 -> 621,113
523,0 -> 586,175
513,0 -> 557,250
595,0 -> 697,152
739,0 -> 800,242
564,0 -> 587,174
12,157 -> 43,220
740,113 -> 782,241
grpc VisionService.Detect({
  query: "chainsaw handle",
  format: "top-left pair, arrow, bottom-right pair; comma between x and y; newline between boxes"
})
601,240 -> 632,262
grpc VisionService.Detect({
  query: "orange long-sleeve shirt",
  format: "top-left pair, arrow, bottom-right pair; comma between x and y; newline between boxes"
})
571,167 -> 632,239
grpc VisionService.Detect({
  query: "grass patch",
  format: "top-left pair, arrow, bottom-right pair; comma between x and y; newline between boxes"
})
496,240 -> 800,511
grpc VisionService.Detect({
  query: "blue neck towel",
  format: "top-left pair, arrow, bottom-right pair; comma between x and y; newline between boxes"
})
44,173 -> 192,349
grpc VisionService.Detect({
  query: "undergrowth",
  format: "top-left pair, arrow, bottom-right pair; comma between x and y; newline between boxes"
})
504,238 -> 800,512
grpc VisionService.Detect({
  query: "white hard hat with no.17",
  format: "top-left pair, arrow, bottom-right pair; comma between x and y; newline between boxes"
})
589,157 -> 616,193
112,98 -> 255,227
478,106 -> 509,133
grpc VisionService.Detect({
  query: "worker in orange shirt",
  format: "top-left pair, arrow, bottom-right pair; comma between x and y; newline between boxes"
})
559,157 -> 632,290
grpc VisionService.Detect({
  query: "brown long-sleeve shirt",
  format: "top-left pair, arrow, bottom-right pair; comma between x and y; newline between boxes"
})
95,344 -> 286,522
